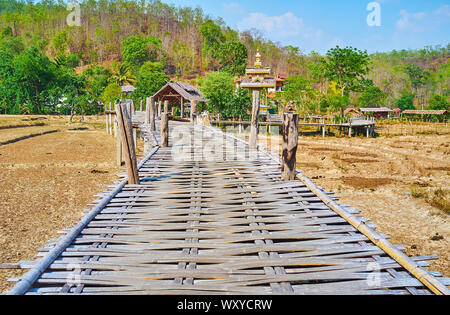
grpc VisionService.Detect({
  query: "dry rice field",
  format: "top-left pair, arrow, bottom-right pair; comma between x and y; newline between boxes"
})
258,124 -> 449,279
0,116 -> 449,293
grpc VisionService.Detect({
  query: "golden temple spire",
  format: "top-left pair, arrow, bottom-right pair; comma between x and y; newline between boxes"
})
254,50 -> 262,68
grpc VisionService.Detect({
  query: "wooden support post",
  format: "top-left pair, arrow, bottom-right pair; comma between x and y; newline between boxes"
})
116,104 -> 140,185
113,115 -> 117,138
282,113 -> 299,182
164,100 -> 169,114
109,103 -> 113,135
249,89 -> 261,149
158,99 -> 162,117
161,113 -> 169,148
139,100 -> 143,112
366,126 -> 370,138
322,119 -> 326,138
105,106 -> 109,134
180,98 -> 184,118
133,128 -> 137,149
145,97 -> 151,125
115,120 -> 122,166
190,100 -> 197,124
148,97 -> 156,131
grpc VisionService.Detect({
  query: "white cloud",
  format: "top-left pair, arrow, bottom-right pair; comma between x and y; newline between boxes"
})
396,9 -> 427,32
237,12 -> 322,40
396,5 -> 449,33
221,2 -> 245,16
434,4 -> 450,17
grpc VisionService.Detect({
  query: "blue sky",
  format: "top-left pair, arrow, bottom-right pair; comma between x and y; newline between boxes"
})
165,0 -> 450,54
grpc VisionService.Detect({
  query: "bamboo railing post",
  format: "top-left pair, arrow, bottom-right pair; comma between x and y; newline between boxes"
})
145,97 -> 151,125
109,103 -> 113,135
116,104 -> 140,185
164,100 -> 169,114
190,100 -> 197,124
282,113 -> 299,181
146,96 -> 156,131
105,104 -> 109,134
115,120 -> 122,167
158,99 -> 162,117
249,89 -> 261,149
161,111 -> 169,148
180,98 -> 184,119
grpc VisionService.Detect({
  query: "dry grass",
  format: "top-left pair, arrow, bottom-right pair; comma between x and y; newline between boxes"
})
342,177 -> 393,190
258,130 -> 450,278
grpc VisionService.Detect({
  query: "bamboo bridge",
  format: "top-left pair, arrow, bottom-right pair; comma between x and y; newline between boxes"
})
4,105 -> 449,295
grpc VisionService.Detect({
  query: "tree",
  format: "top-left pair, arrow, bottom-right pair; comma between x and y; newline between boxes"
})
122,35 -> 167,71
109,62 -> 136,86
357,86 -> 386,108
171,39 -> 194,77
226,88 -> 252,119
216,41 -> 248,76
321,95 -> 350,115
316,46 -> 372,97
199,20 -> 225,57
11,47 -> 60,113
133,61 -> 169,101
427,95 -> 449,111
200,71 -> 248,117
102,82 -> 122,105
199,20 -> 225,69
200,71 -> 235,98
396,94 -> 416,111
83,66 -> 111,101
405,63 -> 425,92
276,75 -> 321,114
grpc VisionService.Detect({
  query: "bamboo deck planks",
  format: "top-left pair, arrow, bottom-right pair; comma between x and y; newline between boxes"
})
7,118 -> 449,295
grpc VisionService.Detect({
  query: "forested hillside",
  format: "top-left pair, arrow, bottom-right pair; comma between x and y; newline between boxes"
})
0,0 -> 448,117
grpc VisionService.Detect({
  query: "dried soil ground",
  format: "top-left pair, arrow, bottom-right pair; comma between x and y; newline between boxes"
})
1,117 -> 448,292
257,129 -> 449,278
0,115 -> 120,293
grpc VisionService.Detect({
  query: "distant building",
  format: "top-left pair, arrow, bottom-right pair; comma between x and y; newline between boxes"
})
344,108 -> 361,118
121,85 -> 136,95
152,81 -> 206,117
360,107 -> 394,119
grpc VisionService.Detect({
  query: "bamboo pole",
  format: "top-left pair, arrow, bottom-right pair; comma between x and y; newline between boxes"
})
147,96 -> 156,131
105,106 -> 109,134
115,120 -> 122,167
116,104 -> 140,185
249,89 -> 261,149
164,100 -> 169,114
161,113 -> 169,148
281,113 -> 299,181
190,100 -> 197,124
109,103 -> 113,135
180,98 -> 184,118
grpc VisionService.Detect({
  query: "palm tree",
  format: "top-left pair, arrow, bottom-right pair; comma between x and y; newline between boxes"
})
109,63 -> 136,86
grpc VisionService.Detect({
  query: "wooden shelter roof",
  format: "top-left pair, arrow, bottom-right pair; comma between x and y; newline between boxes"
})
360,107 -> 394,113
402,110 -> 448,115
153,81 -> 206,102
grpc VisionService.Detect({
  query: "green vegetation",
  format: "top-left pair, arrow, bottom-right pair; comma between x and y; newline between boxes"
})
0,0 -> 447,118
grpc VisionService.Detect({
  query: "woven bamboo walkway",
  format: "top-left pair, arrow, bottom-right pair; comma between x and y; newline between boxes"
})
6,118 -> 449,295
